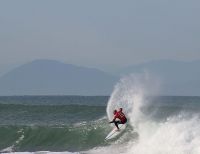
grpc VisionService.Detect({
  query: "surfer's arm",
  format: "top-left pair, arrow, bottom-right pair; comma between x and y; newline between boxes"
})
109,120 -> 114,123
109,117 -> 116,123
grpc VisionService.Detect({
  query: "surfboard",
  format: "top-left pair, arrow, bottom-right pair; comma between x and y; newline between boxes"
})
105,124 -> 126,140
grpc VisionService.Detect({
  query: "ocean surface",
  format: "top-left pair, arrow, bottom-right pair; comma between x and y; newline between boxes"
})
1,96 -> 200,154
1,75 -> 200,154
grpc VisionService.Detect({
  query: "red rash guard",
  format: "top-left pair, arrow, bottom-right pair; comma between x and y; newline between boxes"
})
114,111 -> 127,124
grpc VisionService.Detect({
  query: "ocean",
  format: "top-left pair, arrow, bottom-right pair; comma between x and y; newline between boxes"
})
1,75 -> 200,154
1,95 -> 200,154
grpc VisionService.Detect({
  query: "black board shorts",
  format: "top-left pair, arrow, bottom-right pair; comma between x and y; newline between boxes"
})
116,118 -> 127,124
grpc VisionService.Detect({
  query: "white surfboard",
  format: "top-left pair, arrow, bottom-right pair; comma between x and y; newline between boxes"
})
105,124 -> 126,140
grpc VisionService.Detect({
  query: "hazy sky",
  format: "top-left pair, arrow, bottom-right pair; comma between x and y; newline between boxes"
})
0,0 -> 200,73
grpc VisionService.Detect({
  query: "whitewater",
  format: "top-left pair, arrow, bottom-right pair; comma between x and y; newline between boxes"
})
87,74 -> 200,154
1,74 -> 200,154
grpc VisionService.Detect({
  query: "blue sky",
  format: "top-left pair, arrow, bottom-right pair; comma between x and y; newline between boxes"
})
0,0 -> 200,74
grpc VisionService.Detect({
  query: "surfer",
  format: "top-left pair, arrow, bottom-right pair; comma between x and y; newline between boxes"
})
109,108 -> 127,130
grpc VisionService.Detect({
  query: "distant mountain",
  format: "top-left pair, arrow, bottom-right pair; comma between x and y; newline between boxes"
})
118,60 -> 200,96
0,59 -> 199,96
0,60 -> 118,96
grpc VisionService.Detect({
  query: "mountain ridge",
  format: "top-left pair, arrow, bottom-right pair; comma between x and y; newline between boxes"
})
0,59 -> 199,96
119,59 -> 200,96
0,59 -> 117,96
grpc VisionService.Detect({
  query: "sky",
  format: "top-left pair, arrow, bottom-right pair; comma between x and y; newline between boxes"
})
0,0 -> 200,74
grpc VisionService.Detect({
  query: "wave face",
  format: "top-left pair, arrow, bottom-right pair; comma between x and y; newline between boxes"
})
1,81 -> 200,154
0,120 -> 108,152
0,96 -> 109,153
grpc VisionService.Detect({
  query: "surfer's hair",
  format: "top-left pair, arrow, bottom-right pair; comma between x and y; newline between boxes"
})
113,110 -> 117,114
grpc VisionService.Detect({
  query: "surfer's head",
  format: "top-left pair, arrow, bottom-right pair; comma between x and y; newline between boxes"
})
113,110 -> 117,114
119,108 -> 122,112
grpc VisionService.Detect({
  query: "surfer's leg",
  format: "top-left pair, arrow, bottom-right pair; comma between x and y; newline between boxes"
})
114,121 -> 120,130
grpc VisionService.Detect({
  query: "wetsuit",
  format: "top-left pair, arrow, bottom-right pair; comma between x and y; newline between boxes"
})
110,110 -> 127,129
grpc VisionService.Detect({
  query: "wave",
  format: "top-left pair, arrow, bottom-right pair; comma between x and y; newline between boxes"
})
2,74 -> 200,154
0,118 -> 110,153
85,74 -> 200,154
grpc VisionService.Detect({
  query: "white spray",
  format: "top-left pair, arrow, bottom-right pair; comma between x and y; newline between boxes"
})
88,73 -> 200,154
106,73 -> 159,127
